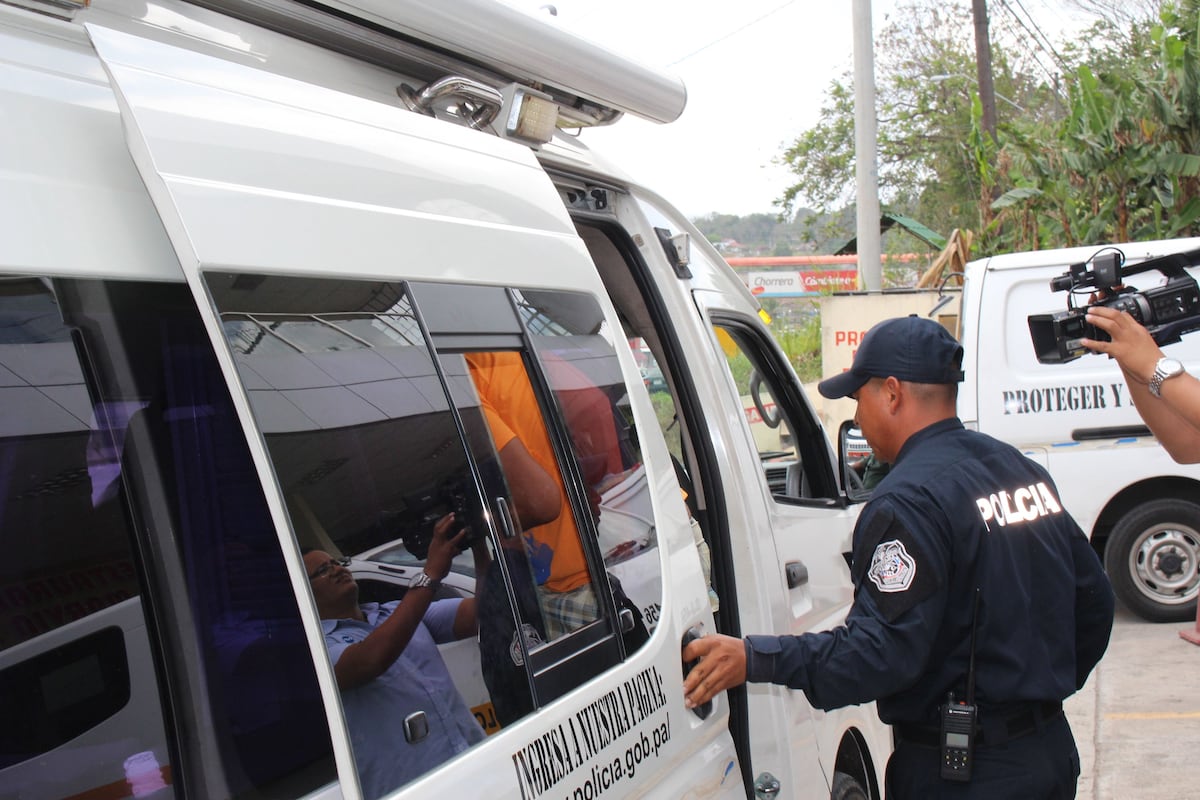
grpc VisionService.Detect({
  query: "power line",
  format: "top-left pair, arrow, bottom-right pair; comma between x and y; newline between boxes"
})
1009,0 -> 1069,68
667,0 -> 797,66
995,0 -> 1069,83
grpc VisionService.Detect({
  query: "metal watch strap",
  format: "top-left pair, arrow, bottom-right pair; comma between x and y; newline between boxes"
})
1149,357 -> 1184,397
409,571 -> 440,591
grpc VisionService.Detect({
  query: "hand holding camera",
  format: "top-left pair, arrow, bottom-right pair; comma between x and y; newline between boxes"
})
1080,305 -> 1163,384
1027,246 -> 1200,364
425,513 -> 469,581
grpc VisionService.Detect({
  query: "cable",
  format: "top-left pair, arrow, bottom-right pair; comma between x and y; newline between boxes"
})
995,0 -> 1069,83
667,0 -> 797,66
1009,0 -> 1069,69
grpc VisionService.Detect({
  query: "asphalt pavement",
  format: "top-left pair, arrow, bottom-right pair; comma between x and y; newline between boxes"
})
1066,604 -> 1200,799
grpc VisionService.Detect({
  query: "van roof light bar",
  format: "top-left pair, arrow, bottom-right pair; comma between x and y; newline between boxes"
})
304,0 -> 686,125
497,84 -> 558,145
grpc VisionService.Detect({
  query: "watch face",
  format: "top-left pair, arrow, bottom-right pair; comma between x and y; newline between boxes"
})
1151,358 -> 1186,396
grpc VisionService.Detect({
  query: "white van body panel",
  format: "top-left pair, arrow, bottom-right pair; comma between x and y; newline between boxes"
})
0,19 -> 179,279
85,23 -> 584,283
1015,439 -> 1192,535
2,1 -> 889,797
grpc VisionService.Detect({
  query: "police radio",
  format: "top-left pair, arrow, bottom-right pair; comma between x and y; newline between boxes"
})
940,589 -> 981,782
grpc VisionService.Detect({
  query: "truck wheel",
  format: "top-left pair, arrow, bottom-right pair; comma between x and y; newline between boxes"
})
1105,499 -> 1200,623
831,771 -> 870,800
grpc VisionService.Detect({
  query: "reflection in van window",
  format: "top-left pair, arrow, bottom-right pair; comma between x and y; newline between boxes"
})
2,278 -> 335,799
208,274 -> 527,797
466,350 -> 604,640
205,275 -> 667,794
0,279 -> 170,799
517,290 -> 658,647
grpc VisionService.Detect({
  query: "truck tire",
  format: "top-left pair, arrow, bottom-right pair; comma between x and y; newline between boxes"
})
1105,499 -> 1200,622
831,771 -> 870,800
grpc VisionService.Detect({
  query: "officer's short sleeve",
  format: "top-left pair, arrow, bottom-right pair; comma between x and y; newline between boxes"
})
851,502 -> 941,623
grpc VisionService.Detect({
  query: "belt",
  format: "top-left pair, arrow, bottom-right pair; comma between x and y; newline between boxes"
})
894,700 -> 1063,749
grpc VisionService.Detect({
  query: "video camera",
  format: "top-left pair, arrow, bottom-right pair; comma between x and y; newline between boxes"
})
1027,246 -> 1200,364
397,475 -> 477,560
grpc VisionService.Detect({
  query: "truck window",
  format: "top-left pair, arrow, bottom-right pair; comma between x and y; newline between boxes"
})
2,277 -> 335,799
206,275 -> 656,795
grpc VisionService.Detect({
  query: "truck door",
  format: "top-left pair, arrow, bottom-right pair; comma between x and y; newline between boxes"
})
86,21 -> 742,800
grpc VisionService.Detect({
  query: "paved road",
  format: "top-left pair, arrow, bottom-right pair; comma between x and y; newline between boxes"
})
1067,604 -> 1200,800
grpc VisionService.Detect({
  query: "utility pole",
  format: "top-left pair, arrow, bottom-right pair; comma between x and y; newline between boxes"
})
852,0 -> 881,292
971,0 -> 997,142
971,0 -> 998,226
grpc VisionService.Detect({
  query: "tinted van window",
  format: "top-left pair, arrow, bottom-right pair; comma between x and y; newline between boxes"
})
1,277 -> 335,799
204,274 -> 663,796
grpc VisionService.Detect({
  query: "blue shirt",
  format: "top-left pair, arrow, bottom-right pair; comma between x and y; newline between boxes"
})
746,418 -> 1114,725
322,599 -> 485,799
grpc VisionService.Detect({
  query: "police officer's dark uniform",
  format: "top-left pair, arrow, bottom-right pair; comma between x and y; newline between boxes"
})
743,316 -> 1114,799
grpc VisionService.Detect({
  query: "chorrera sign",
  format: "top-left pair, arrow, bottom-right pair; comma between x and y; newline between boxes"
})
745,270 -> 858,297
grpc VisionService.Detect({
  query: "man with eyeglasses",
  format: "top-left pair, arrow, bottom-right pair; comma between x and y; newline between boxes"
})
303,513 -> 486,800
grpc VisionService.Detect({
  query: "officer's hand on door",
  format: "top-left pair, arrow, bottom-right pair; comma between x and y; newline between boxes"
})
682,634 -> 746,709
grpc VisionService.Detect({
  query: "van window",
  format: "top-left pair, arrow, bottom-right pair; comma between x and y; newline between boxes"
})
206,275 -> 659,797
710,319 -> 839,502
517,289 -> 657,641
0,278 -> 171,800
2,277 -> 335,799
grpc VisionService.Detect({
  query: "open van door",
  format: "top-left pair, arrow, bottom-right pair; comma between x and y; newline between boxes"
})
691,290 -> 870,789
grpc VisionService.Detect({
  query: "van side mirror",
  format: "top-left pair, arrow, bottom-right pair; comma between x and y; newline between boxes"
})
838,420 -> 879,501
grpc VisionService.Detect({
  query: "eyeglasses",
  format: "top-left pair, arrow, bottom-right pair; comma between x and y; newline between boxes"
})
307,556 -> 351,581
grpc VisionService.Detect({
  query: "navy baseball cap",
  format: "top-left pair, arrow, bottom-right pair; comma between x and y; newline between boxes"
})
818,315 -> 965,399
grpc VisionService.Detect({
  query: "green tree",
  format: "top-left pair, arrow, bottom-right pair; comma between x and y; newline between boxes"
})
774,0 -> 1200,257
776,1 -> 1054,244
997,1 -> 1200,247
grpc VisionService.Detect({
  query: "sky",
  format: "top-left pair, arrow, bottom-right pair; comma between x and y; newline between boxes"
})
514,0 -> 1101,219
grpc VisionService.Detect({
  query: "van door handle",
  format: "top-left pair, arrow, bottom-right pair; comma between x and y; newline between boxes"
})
785,561 -> 808,589
680,626 -> 713,720
495,496 -> 516,539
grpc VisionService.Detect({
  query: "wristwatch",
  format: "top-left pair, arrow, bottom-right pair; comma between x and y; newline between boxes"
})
408,571 -> 441,591
1148,357 -> 1185,397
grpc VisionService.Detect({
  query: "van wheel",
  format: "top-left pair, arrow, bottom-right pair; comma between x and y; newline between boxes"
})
831,771 -> 870,800
1105,499 -> 1200,622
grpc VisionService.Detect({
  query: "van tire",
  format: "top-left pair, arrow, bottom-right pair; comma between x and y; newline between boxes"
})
830,771 -> 869,800
1105,499 -> 1200,622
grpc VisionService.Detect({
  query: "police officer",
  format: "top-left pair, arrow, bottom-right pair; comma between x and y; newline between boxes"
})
682,315 -> 1114,798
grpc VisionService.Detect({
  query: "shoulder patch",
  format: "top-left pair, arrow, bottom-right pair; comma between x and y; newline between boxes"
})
867,539 -> 917,593
853,512 -> 942,622
850,505 -> 895,585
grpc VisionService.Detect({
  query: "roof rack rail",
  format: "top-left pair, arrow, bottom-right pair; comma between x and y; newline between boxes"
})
186,0 -> 686,126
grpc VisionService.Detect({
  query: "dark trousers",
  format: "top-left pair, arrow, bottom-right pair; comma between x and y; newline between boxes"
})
885,713 -> 1080,799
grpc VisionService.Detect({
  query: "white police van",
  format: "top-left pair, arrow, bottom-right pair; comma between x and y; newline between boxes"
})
957,238 -> 1200,622
0,0 -> 891,798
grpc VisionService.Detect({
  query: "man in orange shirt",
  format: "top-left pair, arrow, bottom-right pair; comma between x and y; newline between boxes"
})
466,351 -> 598,638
